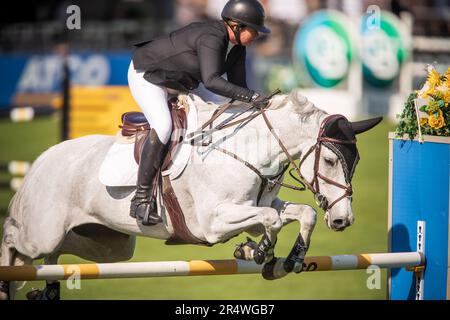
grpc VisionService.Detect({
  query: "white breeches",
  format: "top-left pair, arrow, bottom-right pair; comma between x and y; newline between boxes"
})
127,61 -> 172,144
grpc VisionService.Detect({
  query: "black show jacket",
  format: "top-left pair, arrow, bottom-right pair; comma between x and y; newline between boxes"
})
132,20 -> 255,102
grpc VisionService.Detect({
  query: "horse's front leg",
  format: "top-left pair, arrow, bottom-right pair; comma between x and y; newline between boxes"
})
261,197 -> 317,279
276,198 -> 317,272
207,202 -> 283,265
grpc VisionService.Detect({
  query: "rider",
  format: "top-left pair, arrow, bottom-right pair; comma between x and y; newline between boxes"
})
128,0 -> 271,225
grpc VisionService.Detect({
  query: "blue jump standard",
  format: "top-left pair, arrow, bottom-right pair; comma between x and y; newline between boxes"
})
389,135 -> 450,300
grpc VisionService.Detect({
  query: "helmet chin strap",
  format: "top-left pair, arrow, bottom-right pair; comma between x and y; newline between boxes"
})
226,20 -> 243,46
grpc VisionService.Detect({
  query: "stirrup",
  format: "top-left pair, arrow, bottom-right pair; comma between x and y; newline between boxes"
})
142,208 -> 163,226
129,195 -> 144,219
133,197 -> 162,225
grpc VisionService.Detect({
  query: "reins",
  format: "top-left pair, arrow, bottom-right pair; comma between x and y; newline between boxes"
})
187,90 -> 354,210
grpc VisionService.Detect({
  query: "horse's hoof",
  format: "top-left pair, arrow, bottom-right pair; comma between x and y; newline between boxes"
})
262,258 -> 288,280
26,282 -> 60,300
254,247 -> 274,265
253,249 -> 266,265
262,258 -> 278,280
26,288 -> 43,300
283,259 -> 295,273
0,281 -> 9,300
234,237 -> 257,260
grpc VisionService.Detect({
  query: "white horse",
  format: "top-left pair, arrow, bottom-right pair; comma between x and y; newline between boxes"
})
0,89 -> 381,299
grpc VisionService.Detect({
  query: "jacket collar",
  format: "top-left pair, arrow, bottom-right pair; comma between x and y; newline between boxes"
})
211,20 -> 230,43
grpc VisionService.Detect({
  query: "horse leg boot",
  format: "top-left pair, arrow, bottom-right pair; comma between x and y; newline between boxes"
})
130,129 -> 167,225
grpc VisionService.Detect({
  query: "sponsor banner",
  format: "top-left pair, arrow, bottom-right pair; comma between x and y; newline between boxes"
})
0,52 -> 131,109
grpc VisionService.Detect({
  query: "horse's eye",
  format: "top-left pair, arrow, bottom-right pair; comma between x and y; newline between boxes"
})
324,158 -> 335,166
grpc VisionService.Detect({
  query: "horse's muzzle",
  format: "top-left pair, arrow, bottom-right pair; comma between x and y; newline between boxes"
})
332,218 -> 347,230
325,212 -> 353,231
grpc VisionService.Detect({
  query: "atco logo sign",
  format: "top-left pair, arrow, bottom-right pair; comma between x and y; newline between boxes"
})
17,55 -> 110,92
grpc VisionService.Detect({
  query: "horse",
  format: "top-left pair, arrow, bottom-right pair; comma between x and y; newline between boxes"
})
0,89 -> 381,299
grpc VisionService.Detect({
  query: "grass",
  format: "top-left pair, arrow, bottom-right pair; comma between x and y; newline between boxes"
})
0,115 -> 395,299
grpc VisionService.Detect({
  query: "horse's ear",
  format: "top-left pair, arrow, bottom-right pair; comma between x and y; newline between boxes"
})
350,117 -> 383,135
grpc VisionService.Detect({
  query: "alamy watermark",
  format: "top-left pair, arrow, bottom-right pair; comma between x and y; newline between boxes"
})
366,5 -> 381,30
66,5 -> 81,30
66,265 -> 81,290
178,127 -> 283,176
366,265 -> 381,290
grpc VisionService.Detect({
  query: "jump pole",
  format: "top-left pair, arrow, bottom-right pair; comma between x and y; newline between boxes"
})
0,252 -> 424,282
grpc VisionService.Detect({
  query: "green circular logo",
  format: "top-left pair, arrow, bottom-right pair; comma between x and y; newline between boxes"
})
293,10 -> 355,88
361,11 -> 410,87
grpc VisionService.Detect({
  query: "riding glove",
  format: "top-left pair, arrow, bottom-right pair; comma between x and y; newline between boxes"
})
251,92 -> 270,109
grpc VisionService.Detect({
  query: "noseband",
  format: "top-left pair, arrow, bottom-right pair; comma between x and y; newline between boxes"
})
262,113 -> 355,212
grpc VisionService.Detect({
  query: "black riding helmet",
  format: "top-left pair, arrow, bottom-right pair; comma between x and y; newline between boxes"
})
221,0 -> 271,42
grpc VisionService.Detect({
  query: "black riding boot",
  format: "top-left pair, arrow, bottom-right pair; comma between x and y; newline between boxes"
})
130,129 -> 167,225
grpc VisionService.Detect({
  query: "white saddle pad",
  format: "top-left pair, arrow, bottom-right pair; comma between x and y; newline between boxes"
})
98,94 -> 198,186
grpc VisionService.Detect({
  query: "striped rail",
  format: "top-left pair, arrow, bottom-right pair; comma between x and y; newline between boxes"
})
0,252 -> 424,281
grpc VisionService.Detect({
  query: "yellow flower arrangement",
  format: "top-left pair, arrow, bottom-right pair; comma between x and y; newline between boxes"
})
428,110 -> 445,129
427,68 -> 441,88
437,85 -> 450,106
397,65 -> 450,138
419,118 -> 428,126
444,67 -> 450,88
427,99 -> 440,114
417,65 -> 445,99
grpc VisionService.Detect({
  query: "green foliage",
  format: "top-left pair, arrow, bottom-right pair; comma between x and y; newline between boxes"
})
395,93 -> 450,139
396,65 -> 450,138
395,92 -> 419,139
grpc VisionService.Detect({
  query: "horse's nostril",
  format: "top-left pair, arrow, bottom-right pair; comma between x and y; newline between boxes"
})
333,219 -> 344,227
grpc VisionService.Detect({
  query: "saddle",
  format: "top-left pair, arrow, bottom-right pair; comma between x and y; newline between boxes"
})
119,97 -> 210,246
120,98 -> 185,170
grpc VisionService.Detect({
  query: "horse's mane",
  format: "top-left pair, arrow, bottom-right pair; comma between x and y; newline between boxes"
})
189,89 -> 327,124
269,89 -> 328,122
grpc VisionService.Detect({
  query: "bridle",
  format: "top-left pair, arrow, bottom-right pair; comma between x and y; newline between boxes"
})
293,114 -> 355,211
259,110 -> 355,212
189,94 -> 356,213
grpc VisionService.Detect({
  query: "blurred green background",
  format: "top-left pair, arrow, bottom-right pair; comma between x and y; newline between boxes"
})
0,115 -> 394,300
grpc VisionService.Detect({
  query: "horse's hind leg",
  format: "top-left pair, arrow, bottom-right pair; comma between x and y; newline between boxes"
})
1,217 -> 33,300
1,212 -> 70,300
25,224 -> 136,300
0,249 -> 32,300
1,218 -> 61,300
0,226 -> 15,300
25,254 -> 61,300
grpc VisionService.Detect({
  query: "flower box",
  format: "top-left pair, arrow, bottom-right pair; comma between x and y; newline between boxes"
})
395,65 -> 450,140
388,133 -> 450,299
